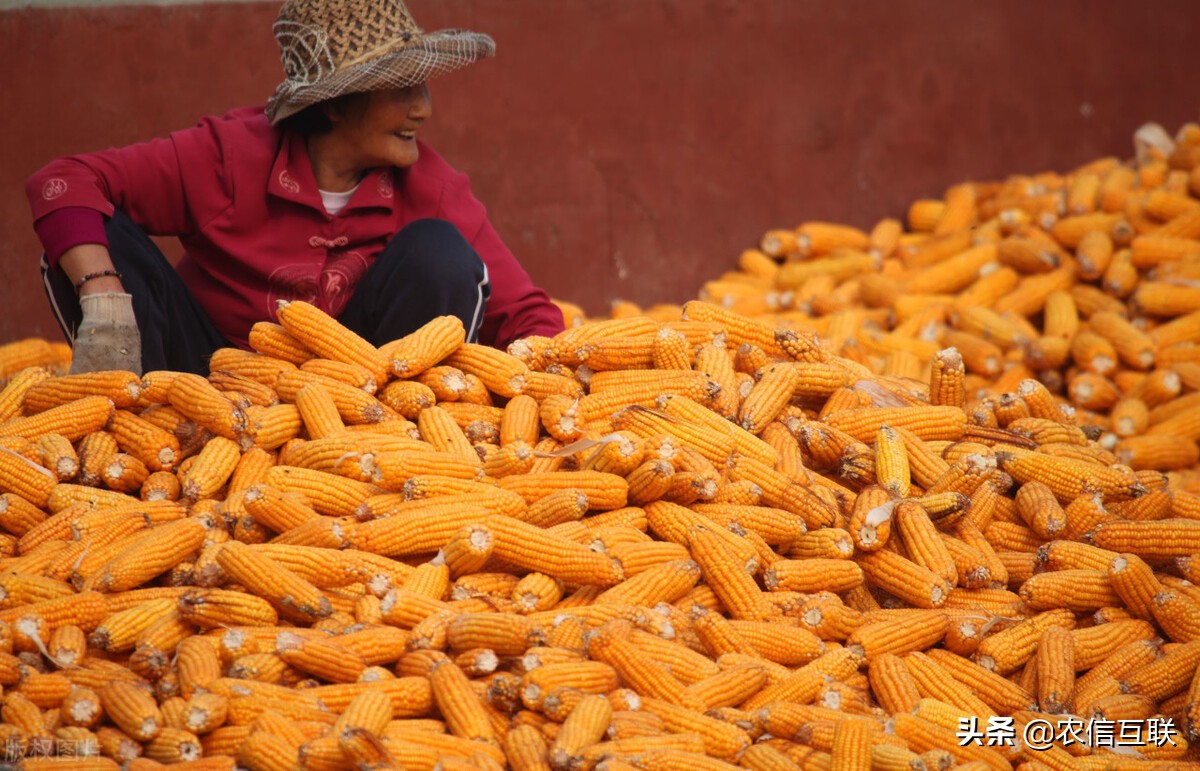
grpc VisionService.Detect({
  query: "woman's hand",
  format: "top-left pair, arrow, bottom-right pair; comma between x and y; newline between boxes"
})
71,292 -> 142,374
60,244 -> 143,374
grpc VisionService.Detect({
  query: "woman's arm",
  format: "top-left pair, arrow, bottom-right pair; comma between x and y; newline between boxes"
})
27,117 -> 234,264
59,244 -> 126,296
27,115 -> 239,373
57,243 -> 142,375
27,161 -> 157,374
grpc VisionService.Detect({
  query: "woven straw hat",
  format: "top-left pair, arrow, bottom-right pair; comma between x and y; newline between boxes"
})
266,0 -> 496,124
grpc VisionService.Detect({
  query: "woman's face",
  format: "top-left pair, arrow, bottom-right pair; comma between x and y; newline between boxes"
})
329,84 -> 432,171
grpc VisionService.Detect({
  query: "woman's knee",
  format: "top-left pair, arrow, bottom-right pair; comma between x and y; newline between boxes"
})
389,218 -> 486,284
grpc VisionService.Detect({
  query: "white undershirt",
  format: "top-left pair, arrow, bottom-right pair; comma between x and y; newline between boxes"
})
319,183 -> 359,216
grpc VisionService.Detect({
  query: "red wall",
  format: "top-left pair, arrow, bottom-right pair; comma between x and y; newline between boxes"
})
2,0 -> 1198,343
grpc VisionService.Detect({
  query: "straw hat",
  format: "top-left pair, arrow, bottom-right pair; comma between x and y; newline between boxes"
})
265,0 -> 496,124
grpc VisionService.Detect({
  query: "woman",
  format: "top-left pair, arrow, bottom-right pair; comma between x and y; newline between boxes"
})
26,0 -> 565,376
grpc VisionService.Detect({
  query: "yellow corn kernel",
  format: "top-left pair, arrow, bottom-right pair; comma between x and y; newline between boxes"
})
99,680 -> 163,742
165,373 -> 250,443
273,300 -> 388,383
738,363 -> 801,434
178,589 -> 279,629
382,315 -> 467,379
78,517 -> 207,594
829,715 -> 873,771
857,549 -> 951,609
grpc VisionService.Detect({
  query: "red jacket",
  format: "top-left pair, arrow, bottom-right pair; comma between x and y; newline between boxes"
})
26,106 -> 565,350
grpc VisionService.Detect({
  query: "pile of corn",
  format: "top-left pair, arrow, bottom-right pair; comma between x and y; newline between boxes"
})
0,124 -> 1199,771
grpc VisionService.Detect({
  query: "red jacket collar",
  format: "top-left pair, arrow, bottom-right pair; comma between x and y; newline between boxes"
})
268,130 -> 397,214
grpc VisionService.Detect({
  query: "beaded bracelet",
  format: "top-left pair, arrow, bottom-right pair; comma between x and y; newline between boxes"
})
74,270 -> 123,292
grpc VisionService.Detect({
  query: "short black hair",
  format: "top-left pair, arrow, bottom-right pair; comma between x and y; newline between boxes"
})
279,103 -> 334,136
278,92 -> 371,136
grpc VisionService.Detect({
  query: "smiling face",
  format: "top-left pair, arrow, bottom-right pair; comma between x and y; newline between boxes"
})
341,84 -> 432,168
311,84 -> 433,189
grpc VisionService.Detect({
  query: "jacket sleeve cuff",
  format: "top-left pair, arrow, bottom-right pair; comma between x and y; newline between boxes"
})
34,207 -> 109,270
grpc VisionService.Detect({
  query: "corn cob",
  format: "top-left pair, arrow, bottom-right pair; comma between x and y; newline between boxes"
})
857,549 -> 951,609
498,470 -> 628,510
274,300 -> 389,385
275,368 -> 392,425
23,370 -> 143,413
261,464 -> 377,517
382,315 -> 466,379
0,395 -> 114,443
177,589 -> 279,629
214,540 -> 331,621
81,518 -> 207,593
8,121 -> 1200,771
166,374 -> 247,442
487,514 -> 623,587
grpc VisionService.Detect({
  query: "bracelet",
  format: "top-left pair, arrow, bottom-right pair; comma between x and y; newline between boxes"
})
74,270 -> 123,292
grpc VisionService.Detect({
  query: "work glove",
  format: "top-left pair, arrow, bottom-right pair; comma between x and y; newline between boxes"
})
69,292 -> 143,375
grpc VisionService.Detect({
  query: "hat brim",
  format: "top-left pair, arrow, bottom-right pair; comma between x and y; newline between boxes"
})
266,29 -> 495,124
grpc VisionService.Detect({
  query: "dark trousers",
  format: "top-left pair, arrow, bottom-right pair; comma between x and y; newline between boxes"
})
42,212 -> 492,375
